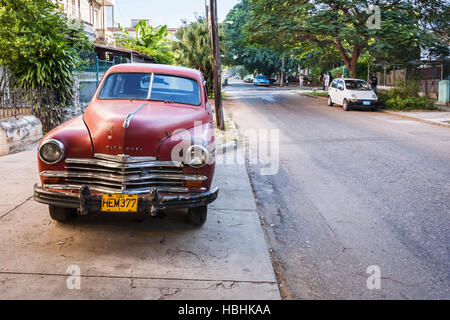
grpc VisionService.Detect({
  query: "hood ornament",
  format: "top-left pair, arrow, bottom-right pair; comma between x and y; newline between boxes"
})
123,103 -> 148,128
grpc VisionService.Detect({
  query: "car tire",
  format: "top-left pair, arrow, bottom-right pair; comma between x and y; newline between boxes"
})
371,106 -> 378,112
49,205 -> 76,222
328,96 -> 334,106
343,99 -> 349,111
187,206 -> 207,226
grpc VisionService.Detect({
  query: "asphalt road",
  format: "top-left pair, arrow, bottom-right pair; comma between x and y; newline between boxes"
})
225,79 -> 450,299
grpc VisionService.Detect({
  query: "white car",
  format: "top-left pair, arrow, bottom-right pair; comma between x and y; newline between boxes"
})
328,78 -> 378,111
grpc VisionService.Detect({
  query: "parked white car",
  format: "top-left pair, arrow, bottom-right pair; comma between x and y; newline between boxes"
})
328,78 -> 378,111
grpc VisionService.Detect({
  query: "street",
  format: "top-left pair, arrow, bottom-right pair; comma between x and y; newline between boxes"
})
225,79 -> 450,299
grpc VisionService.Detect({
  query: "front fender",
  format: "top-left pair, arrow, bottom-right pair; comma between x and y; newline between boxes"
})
37,116 -> 93,181
158,121 -> 216,190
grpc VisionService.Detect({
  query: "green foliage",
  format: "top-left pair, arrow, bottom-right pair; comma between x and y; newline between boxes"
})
0,0 -> 93,105
245,0 -> 448,78
114,20 -> 173,64
226,65 -> 248,79
172,18 -> 216,95
223,0 -> 298,77
378,80 -> 437,110
33,102 -> 63,133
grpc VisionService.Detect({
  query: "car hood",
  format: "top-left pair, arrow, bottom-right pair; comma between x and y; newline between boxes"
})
83,100 -> 210,157
346,90 -> 376,99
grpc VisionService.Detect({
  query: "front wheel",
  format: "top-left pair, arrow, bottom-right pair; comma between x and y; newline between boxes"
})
343,99 -> 350,111
328,96 -> 334,106
49,205 -> 76,222
187,206 -> 207,226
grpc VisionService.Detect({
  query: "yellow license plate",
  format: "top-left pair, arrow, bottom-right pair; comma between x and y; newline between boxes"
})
101,194 -> 138,212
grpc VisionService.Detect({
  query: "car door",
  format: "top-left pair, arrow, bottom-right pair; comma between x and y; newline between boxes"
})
334,80 -> 345,105
329,79 -> 339,102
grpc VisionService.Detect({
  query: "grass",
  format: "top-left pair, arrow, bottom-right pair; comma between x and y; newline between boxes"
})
299,90 -> 328,97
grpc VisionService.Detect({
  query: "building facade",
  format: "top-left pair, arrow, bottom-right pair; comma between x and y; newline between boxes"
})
54,0 -> 115,41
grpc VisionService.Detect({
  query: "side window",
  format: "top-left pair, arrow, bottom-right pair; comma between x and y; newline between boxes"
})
331,80 -> 338,88
337,80 -> 344,90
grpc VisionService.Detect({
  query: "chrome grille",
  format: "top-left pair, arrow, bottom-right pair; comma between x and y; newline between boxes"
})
41,153 -> 206,194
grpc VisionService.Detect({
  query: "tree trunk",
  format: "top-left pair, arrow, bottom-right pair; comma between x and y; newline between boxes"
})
349,55 -> 358,78
280,58 -> 285,87
334,42 -> 361,78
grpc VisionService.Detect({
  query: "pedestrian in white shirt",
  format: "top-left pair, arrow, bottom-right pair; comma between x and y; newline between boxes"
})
324,73 -> 330,89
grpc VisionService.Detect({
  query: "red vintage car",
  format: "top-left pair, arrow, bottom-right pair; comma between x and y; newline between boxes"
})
34,63 -> 218,226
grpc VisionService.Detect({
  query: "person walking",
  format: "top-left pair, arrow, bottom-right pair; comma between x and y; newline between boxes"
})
324,72 -> 330,89
370,72 -> 378,94
299,75 -> 304,87
322,74 -> 326,90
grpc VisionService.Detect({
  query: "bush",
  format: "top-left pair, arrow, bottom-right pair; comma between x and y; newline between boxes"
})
377,80 -> 437,111
0,0 -> 93,105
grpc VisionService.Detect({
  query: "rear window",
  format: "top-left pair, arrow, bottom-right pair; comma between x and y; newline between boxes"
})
99,73 -> 201,105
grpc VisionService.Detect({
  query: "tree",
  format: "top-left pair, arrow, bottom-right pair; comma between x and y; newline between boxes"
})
246,0 -> 449,78
114,20 -> 173,64
0,0 -> 92,104
222,0 -> 298,79
172,18 -> 219,95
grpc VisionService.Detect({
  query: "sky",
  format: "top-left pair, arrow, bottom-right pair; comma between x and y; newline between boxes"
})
112,0 -> 241,28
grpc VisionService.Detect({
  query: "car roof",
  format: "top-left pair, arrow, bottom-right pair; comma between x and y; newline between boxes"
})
339,78 -> 367,81
105,63 -> 203,80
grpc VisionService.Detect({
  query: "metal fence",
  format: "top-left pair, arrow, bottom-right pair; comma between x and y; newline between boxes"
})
0,88 -> 41,120
408,65 -> 442,95
76,50 -> 131,86
75,51 -> 132,103
0,87 -> 61,131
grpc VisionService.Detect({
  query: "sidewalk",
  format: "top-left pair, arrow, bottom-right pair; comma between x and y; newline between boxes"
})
380,110 -> 450,128
292,90 -> 450,128
0,142 -> 280,299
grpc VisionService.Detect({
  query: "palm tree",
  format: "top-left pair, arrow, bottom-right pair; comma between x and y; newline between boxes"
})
172,18 -> 215,95
115,20 -> 173,64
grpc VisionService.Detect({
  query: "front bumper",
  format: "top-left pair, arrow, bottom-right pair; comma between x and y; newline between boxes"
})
347,100 -> 378,108
34,184 -> 219,215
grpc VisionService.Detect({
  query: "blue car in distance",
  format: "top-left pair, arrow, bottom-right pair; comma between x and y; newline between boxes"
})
253,75 -> 270,86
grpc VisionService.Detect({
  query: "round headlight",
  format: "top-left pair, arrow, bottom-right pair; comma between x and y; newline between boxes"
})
39,139 -> 65,164
184,145 -> 209,168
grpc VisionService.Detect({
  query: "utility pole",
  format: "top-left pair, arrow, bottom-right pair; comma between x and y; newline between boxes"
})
209,0 -> 225,130
205,0 -> 209,25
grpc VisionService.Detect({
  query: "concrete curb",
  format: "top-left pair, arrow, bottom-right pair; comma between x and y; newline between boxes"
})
380,110 -> 450,129
216,141 -> 237,154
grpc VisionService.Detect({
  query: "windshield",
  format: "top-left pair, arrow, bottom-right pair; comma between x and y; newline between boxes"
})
98,73 -> 201,106
256,75 -> 267,79
344,80 -> 370,91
